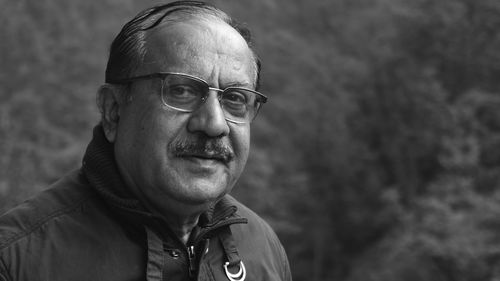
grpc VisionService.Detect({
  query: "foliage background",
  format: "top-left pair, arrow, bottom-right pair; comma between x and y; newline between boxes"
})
2,0 -> 500,280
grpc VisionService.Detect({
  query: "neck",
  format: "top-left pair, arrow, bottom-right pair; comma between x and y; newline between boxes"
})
161,212 -> 200,244
145,198 -> 213,245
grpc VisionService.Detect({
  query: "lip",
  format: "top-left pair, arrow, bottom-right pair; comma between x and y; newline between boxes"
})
178,155 -> 227,173
180,154 -> 228,165
178,153 -> 229,163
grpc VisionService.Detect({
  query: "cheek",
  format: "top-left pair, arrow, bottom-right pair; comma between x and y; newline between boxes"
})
116,103 -> 182,159
231,125 -> 251,164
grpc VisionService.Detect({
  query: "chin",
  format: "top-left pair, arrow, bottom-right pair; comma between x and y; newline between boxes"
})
169,178 -> 232,205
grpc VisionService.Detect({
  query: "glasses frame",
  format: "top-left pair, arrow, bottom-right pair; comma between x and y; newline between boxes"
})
107,72 -> 267,124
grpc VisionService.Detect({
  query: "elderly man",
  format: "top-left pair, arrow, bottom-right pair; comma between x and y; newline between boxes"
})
0,1 -> 291,280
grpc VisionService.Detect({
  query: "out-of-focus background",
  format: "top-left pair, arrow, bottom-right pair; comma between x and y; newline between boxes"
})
2,0 -> 500,280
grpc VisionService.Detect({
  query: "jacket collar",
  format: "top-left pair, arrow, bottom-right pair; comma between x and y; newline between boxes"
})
81,124 -> 246,236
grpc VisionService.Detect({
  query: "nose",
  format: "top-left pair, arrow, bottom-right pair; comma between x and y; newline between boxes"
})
187,91 -> 230,137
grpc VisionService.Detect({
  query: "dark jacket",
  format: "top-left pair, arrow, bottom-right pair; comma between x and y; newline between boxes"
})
0,126 -> 291,281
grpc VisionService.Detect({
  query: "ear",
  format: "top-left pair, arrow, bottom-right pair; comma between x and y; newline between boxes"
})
97,84 -> 123,143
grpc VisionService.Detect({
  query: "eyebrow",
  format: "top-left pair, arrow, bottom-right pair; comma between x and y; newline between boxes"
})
219,81 -> 255,89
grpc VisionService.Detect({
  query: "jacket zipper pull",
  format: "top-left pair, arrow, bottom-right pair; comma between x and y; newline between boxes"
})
187,245 -> 196,278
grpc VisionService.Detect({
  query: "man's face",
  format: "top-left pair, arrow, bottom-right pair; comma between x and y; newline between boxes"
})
112,19 -> 256,215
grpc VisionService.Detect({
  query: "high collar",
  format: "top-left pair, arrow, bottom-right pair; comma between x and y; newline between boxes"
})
81,124 -> 246,241
82,124 -> 139,209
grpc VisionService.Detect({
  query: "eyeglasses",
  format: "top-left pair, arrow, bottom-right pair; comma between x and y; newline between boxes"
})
107,72 -> 267,124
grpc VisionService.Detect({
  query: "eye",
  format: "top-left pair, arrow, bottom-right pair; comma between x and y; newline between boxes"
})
221,90 -> 251,117
223,90 -> 248,105
168,84 -> 199,99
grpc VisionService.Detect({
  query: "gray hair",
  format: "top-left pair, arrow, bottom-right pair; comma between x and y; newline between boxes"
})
105,1 -> 261,90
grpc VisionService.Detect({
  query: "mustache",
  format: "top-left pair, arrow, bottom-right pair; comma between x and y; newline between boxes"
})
170,137 -> 235,163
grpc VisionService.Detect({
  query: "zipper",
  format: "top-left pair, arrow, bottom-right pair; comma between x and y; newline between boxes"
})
187,245 -> 196,279
186,217 -> 247,279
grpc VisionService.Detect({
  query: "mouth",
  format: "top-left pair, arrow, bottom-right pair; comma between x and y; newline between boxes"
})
178,153 -> 231,164
171,138 -> 235,164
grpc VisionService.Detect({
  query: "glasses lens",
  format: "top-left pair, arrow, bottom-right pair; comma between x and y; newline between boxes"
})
161,74 -> 208,111
221,88 -> 262,123
159,74 -> 265,123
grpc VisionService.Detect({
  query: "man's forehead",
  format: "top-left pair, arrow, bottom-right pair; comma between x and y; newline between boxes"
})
139,19 -> 255,80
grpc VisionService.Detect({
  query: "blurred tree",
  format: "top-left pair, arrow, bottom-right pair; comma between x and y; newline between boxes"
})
2,0 -> 500,280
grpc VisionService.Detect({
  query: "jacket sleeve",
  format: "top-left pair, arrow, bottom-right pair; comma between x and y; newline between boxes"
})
278,240 -> 292,281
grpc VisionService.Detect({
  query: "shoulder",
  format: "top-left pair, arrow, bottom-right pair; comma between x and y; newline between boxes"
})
225,195 -> 278,238
0,170 -> 99,250
0,170 -> 145,281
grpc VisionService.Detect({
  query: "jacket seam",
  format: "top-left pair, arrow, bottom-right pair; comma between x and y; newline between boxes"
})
206,260 -> 217,281
0,257 -> 12,281
0,194 -> 95,251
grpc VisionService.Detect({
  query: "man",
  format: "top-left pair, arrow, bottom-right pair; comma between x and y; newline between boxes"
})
0,1 -> 291,280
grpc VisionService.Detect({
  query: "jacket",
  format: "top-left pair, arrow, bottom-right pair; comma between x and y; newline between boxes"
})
0,126 -> 292,281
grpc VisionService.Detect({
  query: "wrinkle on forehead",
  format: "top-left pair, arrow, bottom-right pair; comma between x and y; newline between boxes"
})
140,19 -> 257,87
